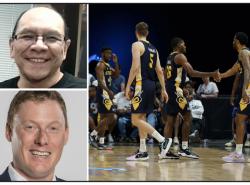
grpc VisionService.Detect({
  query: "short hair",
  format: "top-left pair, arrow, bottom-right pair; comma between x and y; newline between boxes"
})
184,80 -> 194,88
235,32 -> 248,45
135,22 -> 149,37
11,7 -> 69,40
101,47 -> 112,53
171,37 -> 184,50
6,91 -> 68,132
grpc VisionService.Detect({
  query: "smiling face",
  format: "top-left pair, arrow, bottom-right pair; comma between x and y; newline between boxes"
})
6,100 -> 69,180
9,7 -> 70,83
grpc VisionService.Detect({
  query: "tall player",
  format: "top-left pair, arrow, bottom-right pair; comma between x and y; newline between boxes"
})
219,32 -> 250,162
163,37 -> 219,159
125,22 -> 171,160
89,48 -> 118,149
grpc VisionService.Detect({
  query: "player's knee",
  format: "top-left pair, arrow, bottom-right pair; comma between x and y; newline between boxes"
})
131,116 -> 139,127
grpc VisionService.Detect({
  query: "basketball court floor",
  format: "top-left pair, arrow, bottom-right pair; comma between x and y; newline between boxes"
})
89,140 -> 250,181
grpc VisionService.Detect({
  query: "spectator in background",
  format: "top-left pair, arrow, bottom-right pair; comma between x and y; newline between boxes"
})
113,87 -> 138,143
88,73 -> 96,86
196,77 -> 219,98
184,81 -> 204,143
89,83 -> 98,135
111,64 -> 126,95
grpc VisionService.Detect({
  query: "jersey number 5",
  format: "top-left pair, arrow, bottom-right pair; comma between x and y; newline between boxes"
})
149,53 -> 154,68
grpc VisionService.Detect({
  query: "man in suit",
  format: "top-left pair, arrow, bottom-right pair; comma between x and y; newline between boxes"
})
0,91 -> 69,181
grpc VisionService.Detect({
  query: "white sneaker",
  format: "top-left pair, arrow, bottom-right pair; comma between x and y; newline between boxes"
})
244,139 -> 250,147
225,139 -> 235,147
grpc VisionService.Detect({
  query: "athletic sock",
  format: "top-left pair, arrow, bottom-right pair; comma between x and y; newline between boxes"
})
247,134 -> 250,140
182,141 -> 188,150
99,137 -> 105,144
139,139 -> 147,153
151,131 -> 165,143
90,130 -> 98,136
236,144 -> 243,155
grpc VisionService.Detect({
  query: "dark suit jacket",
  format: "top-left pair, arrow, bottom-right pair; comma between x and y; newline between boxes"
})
0,167 -> 65,181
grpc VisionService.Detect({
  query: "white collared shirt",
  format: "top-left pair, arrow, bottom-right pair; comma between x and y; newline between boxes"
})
8,163 -> 56,181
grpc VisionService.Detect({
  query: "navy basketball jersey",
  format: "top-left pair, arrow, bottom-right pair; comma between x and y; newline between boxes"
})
135,40 -> 157,82
165,52 -> 187,88
101,61 -> 112,89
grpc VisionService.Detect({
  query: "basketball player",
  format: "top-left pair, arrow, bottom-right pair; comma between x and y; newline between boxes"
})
125,22 -> 171,161
89,48 -> 118,150
163,37 -> 219,159
218,32 -> 250,162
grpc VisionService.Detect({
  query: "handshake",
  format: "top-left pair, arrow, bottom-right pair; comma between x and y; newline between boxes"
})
212,69 -> 222,82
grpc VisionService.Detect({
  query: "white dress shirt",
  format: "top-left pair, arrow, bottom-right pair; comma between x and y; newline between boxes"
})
8,163 -> 56,181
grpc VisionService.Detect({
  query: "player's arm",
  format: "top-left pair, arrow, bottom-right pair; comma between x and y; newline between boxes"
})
239,50 -> 250,101
220,62 -> 240,79
155,51 -> 168,103
230,73 -> 240,106
96,62 -> 113,98
175,54 -> 218,78
125,42 -> 141,99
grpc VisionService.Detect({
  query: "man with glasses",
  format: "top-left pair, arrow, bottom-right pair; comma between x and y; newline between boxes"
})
0,6 -> 86,88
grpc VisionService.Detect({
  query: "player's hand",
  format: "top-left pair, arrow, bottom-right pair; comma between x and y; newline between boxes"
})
242,91 -> 250,104
161,90 -> 169,103
213,69 -> 221,82
112,53 -> 118,63
125,86 -> 131,100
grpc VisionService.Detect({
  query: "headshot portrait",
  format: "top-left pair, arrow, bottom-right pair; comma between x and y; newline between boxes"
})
0,4 -> 87,88
0,90 -> 87,181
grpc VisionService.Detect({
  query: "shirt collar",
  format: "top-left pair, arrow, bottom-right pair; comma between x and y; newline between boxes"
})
8,163 -> 56,181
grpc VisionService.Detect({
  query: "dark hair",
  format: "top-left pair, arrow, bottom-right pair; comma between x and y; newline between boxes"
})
184,81 -> 193,88
135,22 -> 149,37
6,91 -> 68,132
235,32 -> 248,45
101,47 -> 112,53
11,7 -> 69,40
171,37 -> 184,50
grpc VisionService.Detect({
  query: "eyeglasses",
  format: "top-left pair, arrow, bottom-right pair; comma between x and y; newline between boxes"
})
13,32 -> 66,46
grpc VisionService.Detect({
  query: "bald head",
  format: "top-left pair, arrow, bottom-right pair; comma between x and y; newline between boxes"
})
11,6 -> 69,40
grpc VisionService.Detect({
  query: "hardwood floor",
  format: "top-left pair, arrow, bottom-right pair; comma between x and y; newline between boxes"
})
89,141 -> 250,181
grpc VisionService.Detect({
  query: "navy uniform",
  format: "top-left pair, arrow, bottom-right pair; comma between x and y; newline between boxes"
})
131,40 -> 157,113
163,52 -> 189,115
96,61 -> 114,113
237,48 -> 250,116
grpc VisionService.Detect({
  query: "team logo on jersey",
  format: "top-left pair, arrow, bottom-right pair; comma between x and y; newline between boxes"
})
132,92 -> 142,110
175,88 -> 187,110
102,90 -> 113,111
103,98 -> 113,110
239,84 -> 250,111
